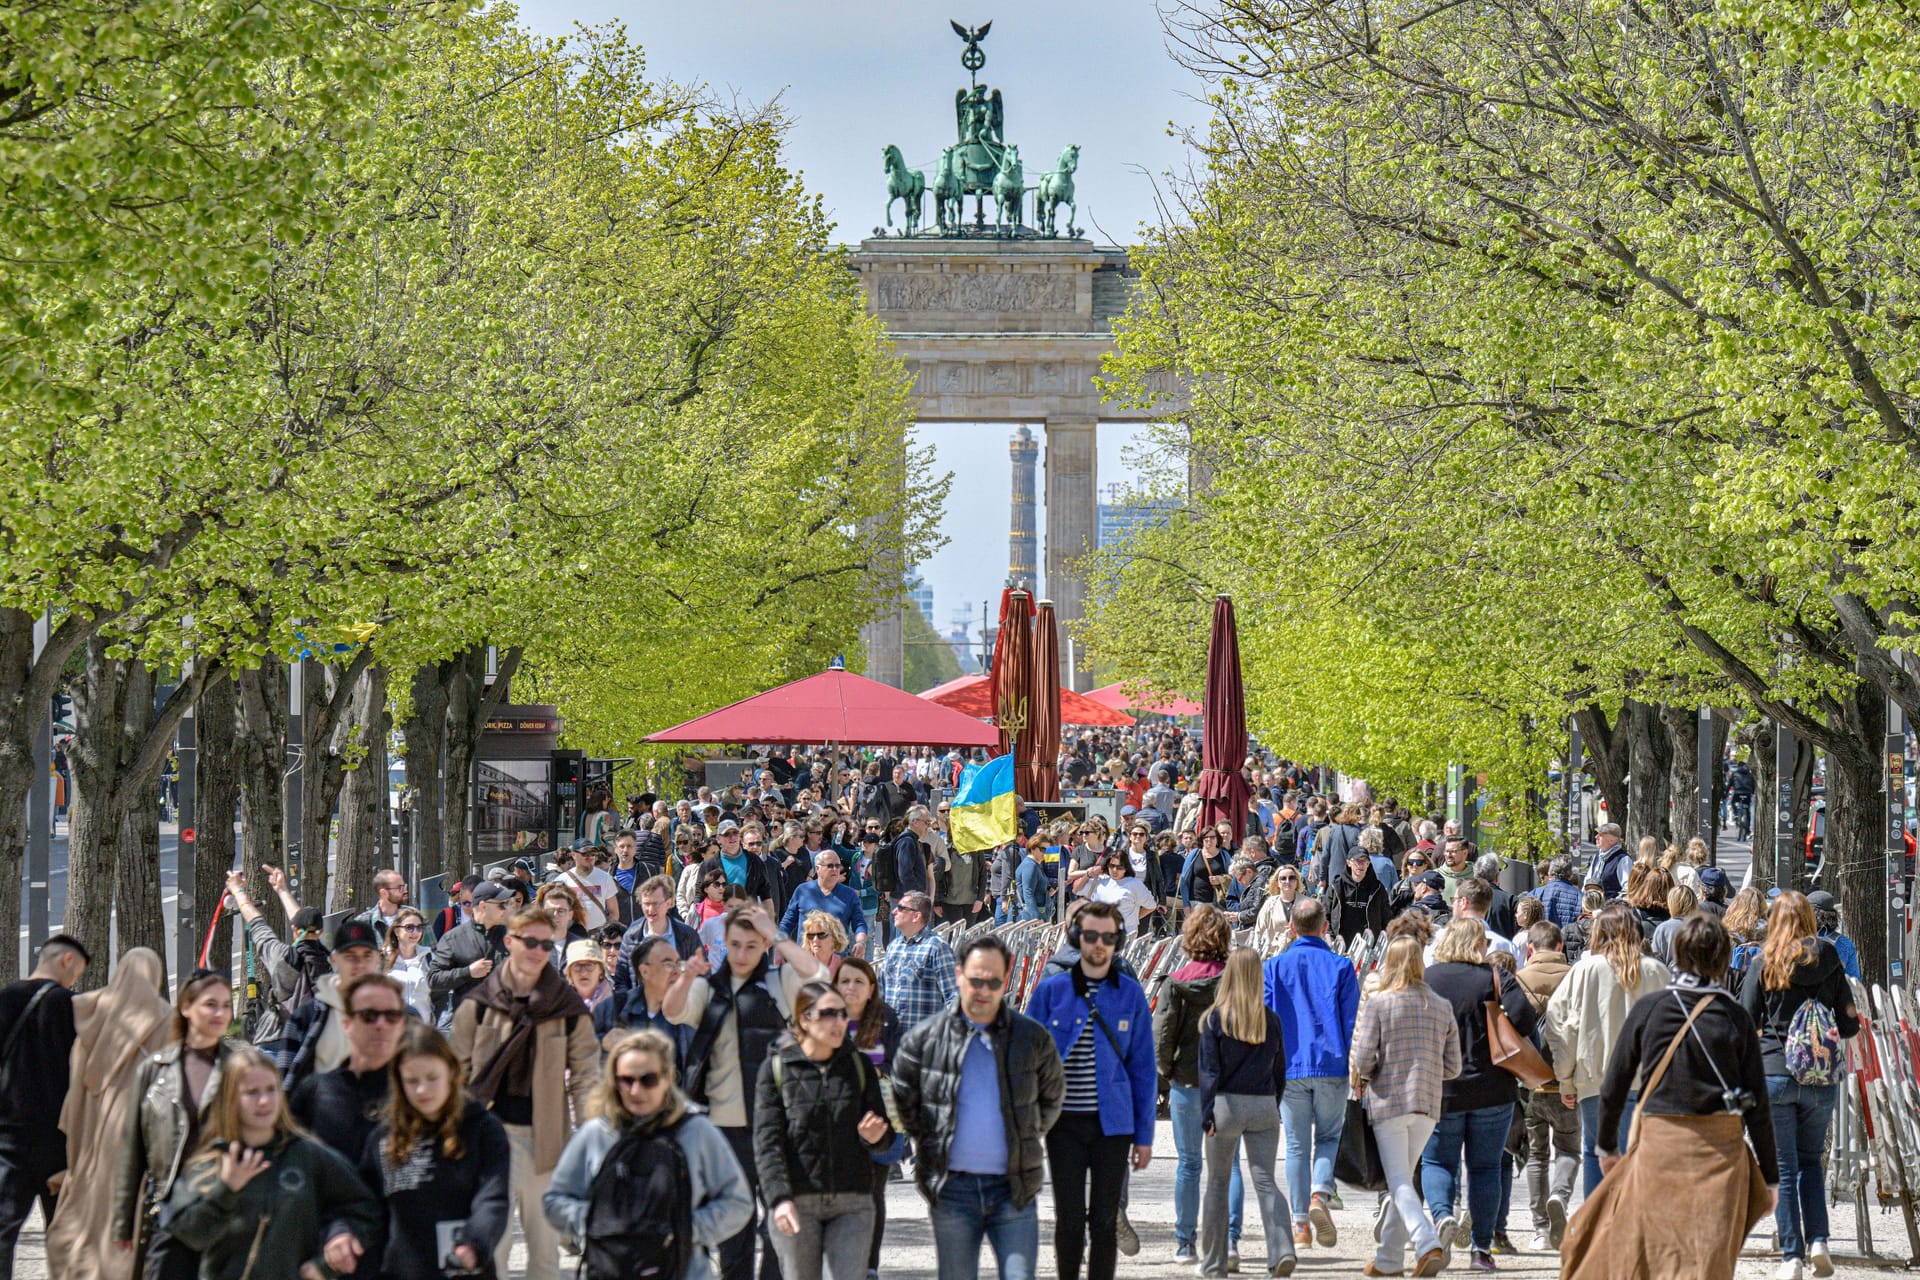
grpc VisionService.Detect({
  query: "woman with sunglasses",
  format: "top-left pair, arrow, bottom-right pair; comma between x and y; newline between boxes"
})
359,1023 -> 509,1280
545,1029 -> 752,1280
384,907 -> 435,1021
105,965 -> 229,1280
1388,851 -> 1435,918
692,865 -> 731,928
801,910 -> 849,980
1253,867 -> 1305,951
1088,849 -> 1159,935
752,982 -> 895,1280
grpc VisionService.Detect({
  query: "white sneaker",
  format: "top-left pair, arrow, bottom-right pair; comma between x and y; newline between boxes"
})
1527,1233 -> 1552,1252
1545,1194 -> 1568,1250
1434,1217 -> 1458,1271
1808,1242 -> 1834,1278
1774,1260 -> 1803,1280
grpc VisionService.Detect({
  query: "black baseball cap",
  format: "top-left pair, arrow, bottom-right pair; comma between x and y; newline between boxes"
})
332,919 -> 380,954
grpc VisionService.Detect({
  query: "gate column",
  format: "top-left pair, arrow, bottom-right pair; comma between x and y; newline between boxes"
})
1044,417 -> 1098,691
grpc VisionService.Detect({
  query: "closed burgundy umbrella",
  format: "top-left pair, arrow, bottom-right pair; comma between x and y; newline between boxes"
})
991,589 -> 1033,762
1023,602 -> 1063,802
1195,595 -> 1251,840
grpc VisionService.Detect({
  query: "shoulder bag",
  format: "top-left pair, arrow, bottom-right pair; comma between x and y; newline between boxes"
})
1486,964 -> 1556,1090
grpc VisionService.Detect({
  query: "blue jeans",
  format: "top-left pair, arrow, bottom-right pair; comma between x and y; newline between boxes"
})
1282,1076 -> 1347,1220
1170,1084 -> 1243,1247
1576,1092 -> 1635,1195
1421,1104 -> 1509,1252
1768,1076 -> 1839,1262
930,1172 -> 1040,1280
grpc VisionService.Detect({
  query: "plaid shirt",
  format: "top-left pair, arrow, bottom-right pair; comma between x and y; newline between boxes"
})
879,928 -> 959,1031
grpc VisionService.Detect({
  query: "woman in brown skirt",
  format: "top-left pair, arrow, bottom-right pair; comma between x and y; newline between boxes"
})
1561,914 -> 1776,1280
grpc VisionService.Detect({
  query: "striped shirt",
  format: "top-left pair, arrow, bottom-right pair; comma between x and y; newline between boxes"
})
1061,1022 -> 1100,1112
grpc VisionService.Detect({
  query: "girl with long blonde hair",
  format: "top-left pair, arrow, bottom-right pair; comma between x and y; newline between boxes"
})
1196,949 -> 1294,1277
1350,936 -> 1459,1277
1740,890 -> 1861,1278
1544,902 -> 1669,1195
164,1047 -> 380,1280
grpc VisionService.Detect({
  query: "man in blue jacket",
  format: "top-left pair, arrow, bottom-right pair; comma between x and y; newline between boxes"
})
1262,897 -> 1359,1249
1025,901 -> 1155,1280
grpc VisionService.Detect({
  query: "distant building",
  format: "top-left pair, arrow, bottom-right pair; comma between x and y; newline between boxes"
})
944,616 -> 979,674
1097,483 -> 1176,551
1009,427 -> 1038,589
908,577 -> 936,625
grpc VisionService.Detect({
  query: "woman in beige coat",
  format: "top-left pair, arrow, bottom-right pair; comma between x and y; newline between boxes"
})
43,947 -> 173,1280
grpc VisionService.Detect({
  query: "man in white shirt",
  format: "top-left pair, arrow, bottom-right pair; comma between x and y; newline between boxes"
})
1426,877 -> 1519,964
558,841 -> 619,931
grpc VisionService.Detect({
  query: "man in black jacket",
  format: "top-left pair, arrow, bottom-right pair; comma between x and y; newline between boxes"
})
892,933 -> 1064,1280
425,880 -> 512,1029
893,807 -> 933,898
291,971 -> 409,1159
0,934 -> 87,1273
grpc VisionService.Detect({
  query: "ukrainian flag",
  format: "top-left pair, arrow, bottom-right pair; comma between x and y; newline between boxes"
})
949,753 -> 1016,854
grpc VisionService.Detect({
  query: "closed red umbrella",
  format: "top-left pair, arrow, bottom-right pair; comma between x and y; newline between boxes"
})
990,589 -> 1033,760
1195,595 -> 1251,839
1023,602 -> 1063,802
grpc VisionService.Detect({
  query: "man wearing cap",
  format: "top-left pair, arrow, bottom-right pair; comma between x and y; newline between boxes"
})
1696,866 -> 1730,919
427,880 -> 513,1029
612,875 -> 703,995
715,819 -> 776,910
279,918 -> 387,1089
225,865 -> 329,1055
1809,889 -> 1861,980
558,840 -> 619,931
1583,823 -> 1632,899
1409,869 -> 1453,927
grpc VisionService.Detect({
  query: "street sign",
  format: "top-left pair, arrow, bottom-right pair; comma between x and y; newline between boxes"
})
180,827 -> 196,844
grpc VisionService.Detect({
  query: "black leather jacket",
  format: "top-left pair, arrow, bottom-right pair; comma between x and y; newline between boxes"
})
891,1001 -> 1063,1207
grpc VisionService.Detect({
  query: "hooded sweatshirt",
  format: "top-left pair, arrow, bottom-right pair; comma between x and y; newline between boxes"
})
1326,862 -> 1389,945
1738,936 -> 1861,1077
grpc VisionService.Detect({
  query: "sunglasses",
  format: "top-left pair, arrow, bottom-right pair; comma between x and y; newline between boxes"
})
1404,859 -> 1427,868
964,975 -> 1006,991
510,935 -> 557,952
349,1008 -> 407,1025
805,932 -> 830,942
1078,930 -> 1119,946
806,1006 -> 850,1022
394,923 -> 425,933
616,1071 -> 665,1090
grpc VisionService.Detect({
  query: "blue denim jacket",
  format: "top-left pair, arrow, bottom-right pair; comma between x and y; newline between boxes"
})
1026,967 -> 1157,1144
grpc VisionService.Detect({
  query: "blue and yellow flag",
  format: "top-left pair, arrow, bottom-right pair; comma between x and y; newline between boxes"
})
949,753 -> 1016,854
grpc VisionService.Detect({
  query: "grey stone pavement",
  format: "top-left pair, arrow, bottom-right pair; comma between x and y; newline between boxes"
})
16,1124 -> 1915,1278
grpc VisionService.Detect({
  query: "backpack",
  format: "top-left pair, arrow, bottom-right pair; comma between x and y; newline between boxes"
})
1784,997 -> 1842,1087
581,1116 -> 693,1280
1728,942 -> 1760,982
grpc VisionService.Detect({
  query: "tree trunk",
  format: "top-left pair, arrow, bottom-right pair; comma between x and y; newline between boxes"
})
1622,699 -> 1674,851
117,788 -> 166,980
297,649 -> 378,908
331,665 -> 390,913
196,677 -> 239,970
445,644 -> 520,881
404,661 -> 452,883
1701,712 -> 1729,861
1752,719 -> 1777,885
1663,702 -> 1699,848
1573,703 -> 1630,836
235,664 -> 289,917
1826,684 -> 1888,984
66,641 -> 134,984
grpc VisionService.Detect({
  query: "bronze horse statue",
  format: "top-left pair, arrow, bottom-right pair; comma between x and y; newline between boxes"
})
883,145 -> 925,234
1037,144 -> 1079,237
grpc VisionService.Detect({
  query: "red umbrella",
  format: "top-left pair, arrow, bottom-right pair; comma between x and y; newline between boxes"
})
1023,602 -> 1063,802
644,665 -> 1000,747
1084,682 -> 1203,718
990,589 -> 1033,759
1194,596 -> 1251,839
919,674 -> 1135,727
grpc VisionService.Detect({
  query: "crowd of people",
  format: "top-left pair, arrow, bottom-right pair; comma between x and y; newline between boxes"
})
0,737 -> 1866,1280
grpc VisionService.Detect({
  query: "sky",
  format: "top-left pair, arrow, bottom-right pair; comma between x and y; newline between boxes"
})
511,0 -> 1209,649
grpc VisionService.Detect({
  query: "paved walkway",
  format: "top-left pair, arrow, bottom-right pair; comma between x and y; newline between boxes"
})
16,1116 -> 1911,1278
